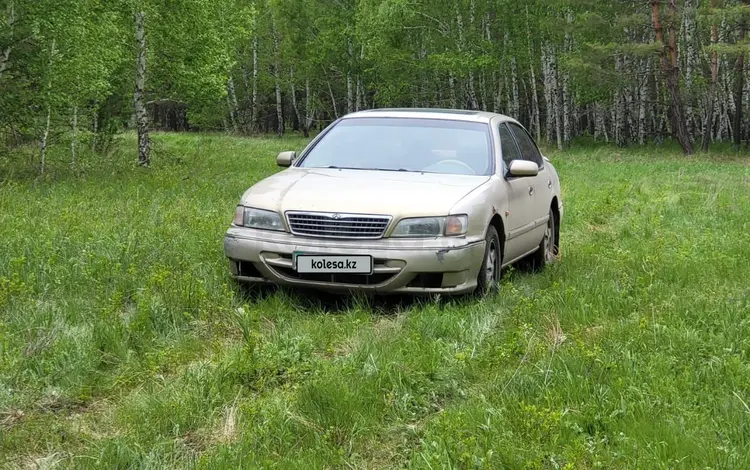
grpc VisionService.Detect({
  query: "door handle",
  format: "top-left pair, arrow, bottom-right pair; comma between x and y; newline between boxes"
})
529,186 -> 534,196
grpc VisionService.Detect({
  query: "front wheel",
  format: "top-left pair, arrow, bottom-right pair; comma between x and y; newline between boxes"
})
476,225 -> 501,295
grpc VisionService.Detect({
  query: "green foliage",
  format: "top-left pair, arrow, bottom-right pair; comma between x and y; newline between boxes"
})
4,0 -> 750,153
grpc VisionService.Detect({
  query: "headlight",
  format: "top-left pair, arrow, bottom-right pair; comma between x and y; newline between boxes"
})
233,206 -> 284,231
391,215 -> 468,237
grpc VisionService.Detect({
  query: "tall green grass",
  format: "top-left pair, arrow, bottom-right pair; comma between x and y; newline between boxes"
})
1,133 -> 749,469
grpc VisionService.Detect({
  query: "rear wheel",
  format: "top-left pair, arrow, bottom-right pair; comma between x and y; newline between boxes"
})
476,225 -> 501,295
529,208 -> 558,270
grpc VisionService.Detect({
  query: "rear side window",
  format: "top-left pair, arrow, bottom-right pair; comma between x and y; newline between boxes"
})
498,124 -> 521,167
508,123 -> 543,167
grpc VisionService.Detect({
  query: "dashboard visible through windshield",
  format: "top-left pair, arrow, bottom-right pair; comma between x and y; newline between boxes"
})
297,118 -> 493,176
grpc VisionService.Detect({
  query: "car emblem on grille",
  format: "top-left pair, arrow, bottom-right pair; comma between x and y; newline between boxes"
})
332,213 -> 342,219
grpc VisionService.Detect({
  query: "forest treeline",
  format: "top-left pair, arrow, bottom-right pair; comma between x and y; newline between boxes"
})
1,0 -> 749,171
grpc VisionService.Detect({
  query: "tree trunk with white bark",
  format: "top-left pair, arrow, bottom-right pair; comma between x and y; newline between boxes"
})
511,55 -> 519,118
0,0 -> 15,80
733,1 -> 747,148
702,0 -> 719,152
251,34 -> 259,132
562,9 -> 573,146
303,79 -> 314,137
271,18 -> 283,137
327,76 -> 338,119
290,65 -> 302,131
70,105 -> 78,167
542,44 -> 554,144
347,38 -> 354,114
638,58 -> 650,145
227,76 -> 239,133
134,12 -> 150,166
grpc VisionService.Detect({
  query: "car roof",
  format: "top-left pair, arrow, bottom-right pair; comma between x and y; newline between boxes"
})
341,108 -> 519,125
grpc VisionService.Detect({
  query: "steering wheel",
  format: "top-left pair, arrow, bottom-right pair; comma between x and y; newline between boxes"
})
423,159 -> 477,175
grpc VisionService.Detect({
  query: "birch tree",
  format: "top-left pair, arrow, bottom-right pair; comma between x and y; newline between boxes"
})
133,11 -> 150,166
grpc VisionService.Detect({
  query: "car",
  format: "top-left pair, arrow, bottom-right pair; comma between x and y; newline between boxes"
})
224,108 -> 563,295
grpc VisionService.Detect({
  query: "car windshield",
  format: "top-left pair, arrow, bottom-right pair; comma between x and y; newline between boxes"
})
298,117 -> 492,176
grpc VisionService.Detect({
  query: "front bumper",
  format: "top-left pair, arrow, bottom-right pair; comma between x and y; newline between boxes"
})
224,227 -> 486,294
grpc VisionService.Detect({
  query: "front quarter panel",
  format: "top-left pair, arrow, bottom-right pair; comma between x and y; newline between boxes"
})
449,176 -> 507,244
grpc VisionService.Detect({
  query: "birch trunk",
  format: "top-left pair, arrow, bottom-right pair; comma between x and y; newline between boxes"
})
733,3 -> 747,148
480,12 -> 490,111
0,47 -> 10,80
682,0 -> 698,136
526,6 -> 541,142
468,72 -> 479,109
702,0 -> 719,151
562,9 -> 573,146
594,103 -> 608,142
448,72 -> 457,108
356,77 -> 362,111
479,72 -> 487,111
624,55 -> 634,141
0,0 -> 15,80
614,56 -> 627,147
542,44 -> 554,144
504,69 -> 511,115
271,18 -> 284,137
227,76 -> 239,133
745,45 -> 750,145
357,46 -> 365,110
40,104 -> 51,176
346,38 -> 355,114
70,105 -> 77,167
494,73 -> 502,113
327,77 -> 338,118
717,17 -> 731,141
91,110 -> 98,152
562,69 -> 570,146
250,34 -> 259,132
303,79 -> 314,138
638,59 -> 650,145
134,12 -> 150,166
551,49 -> 563,150
290,66 -> 302,131
511,56 -> 519,117
454,1 -> 470,109
39,37 -> 56,175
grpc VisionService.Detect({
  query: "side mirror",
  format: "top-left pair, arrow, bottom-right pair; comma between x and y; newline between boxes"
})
507,160 -> 539,178
276,151 -> 296,167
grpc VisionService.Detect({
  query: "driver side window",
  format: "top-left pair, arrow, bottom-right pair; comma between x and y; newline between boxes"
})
508,123 -> 544,168
498,123 -> 522,169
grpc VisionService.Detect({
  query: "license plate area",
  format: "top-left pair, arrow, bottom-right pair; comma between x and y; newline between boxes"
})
294,254 -> 373,274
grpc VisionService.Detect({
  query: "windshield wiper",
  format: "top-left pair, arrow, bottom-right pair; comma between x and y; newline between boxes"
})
325,166 -> 415,172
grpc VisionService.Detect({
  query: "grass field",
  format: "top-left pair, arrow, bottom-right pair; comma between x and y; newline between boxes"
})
1,133 -> 749,469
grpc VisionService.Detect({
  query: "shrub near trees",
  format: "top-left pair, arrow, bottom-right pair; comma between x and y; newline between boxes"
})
0,0 -> 748,173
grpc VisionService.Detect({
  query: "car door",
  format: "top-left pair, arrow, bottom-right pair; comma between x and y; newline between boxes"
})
507,122 -> 550,248
497,123 -> 539,262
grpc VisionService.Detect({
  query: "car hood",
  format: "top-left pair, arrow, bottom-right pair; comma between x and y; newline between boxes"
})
241,168 -> 489,217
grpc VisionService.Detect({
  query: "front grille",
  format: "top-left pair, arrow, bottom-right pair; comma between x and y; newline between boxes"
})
286,211 -> 391,239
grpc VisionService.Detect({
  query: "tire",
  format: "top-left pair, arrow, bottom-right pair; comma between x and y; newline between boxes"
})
529,207 -> 558,270
476,225 -> 501,295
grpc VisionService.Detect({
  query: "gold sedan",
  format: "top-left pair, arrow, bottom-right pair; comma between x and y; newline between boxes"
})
224,109 -> 563,295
